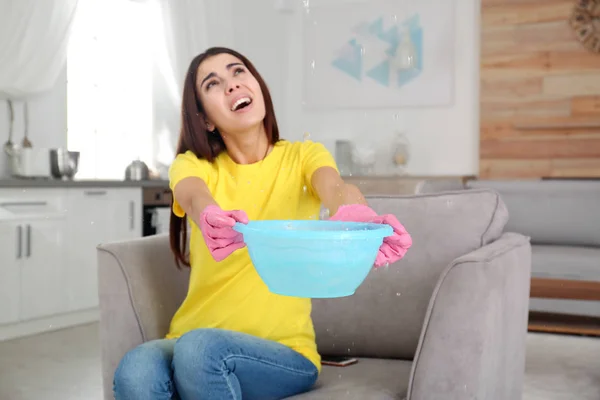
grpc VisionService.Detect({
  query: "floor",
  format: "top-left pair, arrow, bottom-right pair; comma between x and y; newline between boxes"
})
0,323 -> 599,399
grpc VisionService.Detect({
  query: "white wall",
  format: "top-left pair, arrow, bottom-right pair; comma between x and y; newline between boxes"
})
233,0 -> 481,177
0,0 -> 480,179
0,69 -> 68,178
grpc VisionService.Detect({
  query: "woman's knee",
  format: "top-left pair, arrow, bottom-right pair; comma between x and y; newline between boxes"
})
113,340 -> 175,399
173,328 -> 232,370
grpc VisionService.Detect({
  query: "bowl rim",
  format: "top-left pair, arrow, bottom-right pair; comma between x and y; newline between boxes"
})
233,219 -> 393,240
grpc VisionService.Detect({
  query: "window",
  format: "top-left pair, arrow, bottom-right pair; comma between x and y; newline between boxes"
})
67,0 -> 154,179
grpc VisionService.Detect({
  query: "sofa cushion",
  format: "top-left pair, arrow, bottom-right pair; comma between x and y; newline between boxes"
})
287,358 -> 412,400
311,189 -> 508,360
531,245 -> 600,281
466,179 -> 600,247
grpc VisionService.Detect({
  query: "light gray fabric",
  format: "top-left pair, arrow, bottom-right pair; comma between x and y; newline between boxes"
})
531,244 -> 600,281
466,179 -> 600,247
312,190 -> 508,360
97,234 -> 188,400
408,233 -> 531,400
288,358 -> 412,400
97,189 -> 530,400
529,298 -> 600,318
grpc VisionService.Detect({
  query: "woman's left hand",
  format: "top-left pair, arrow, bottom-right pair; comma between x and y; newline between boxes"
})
329,204 -> 412,267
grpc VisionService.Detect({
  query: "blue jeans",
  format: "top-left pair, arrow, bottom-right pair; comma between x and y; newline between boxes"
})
113,328 -> 319,400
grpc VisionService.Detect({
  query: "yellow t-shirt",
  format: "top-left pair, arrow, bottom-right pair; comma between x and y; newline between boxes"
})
166,139 -> 338,372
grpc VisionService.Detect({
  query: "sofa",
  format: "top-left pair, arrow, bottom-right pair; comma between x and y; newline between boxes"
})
97,188 -> 532,399
466,179 -> 600,318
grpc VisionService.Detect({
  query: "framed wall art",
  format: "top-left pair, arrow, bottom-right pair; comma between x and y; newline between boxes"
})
302,0 -> 456,110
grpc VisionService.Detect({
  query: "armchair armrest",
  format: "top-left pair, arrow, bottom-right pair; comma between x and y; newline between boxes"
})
407,233 -> 531,400
97,234 -> 189,400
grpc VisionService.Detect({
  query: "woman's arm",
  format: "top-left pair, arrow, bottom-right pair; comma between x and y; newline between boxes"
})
172,176 -> 219,226
310,166 -> 368,215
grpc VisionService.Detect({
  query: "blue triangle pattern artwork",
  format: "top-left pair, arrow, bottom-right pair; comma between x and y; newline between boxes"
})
331,14 -> 423,89
368,17 -> 384,36
331,39 -> 363,82
397,26 -> 423,87
366,59 -> 390,87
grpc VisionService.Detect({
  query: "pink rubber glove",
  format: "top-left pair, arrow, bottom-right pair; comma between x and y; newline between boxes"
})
329,204 -> 412,267
199,205 -> 249,262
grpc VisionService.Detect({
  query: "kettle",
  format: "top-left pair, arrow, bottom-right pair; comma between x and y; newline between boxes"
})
125,159 -> 150,181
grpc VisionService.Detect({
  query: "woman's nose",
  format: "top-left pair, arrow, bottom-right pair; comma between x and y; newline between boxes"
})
227,84 -> 240,93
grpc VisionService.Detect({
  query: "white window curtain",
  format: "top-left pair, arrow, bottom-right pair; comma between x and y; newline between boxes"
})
67,0 -> 155,179
0,0 -> 79,98
67,0 -> 209,179
151,0 -> 209,174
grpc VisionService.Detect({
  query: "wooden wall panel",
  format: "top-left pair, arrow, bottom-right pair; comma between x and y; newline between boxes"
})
480,0 -> 600,178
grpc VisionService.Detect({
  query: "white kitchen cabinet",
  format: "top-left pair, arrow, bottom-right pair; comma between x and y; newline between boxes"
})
66,188 -> 113,311
108,188 -> 143,241
0,191 -> 69,324
19,217 -> 68,320
0,186 -> 143,340
65,187 -> 142,312
0,220 -> 21,325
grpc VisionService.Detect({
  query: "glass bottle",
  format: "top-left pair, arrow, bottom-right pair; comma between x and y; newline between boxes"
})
392,131 -> 410,175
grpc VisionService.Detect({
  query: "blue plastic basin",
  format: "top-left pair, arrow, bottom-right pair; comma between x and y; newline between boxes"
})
234,220 -> 393,298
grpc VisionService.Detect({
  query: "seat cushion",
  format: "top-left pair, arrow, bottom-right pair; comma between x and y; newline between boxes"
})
287,358 -> 412,400
532,245 -> 600,281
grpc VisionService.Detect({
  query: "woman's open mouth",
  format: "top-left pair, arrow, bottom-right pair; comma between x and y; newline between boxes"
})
231,97 -> 253,112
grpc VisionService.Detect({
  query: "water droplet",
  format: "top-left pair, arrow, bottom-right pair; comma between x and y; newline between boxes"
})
90,221 -> 94,225
303,185 -> 308,193
396,292 -> 401,296
310,60 -> 316,70
303,132 -> 311,141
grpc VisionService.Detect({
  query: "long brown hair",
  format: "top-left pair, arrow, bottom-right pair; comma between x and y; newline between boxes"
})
169,47 -> 281,269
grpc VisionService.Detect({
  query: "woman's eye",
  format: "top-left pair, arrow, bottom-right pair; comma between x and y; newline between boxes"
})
234,67 -> 245,75
206,81 -> 217,89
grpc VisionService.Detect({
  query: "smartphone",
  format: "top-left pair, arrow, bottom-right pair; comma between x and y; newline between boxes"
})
321,356 -> 358,367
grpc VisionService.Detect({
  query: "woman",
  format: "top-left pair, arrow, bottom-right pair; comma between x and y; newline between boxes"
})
113,47 -> 411,400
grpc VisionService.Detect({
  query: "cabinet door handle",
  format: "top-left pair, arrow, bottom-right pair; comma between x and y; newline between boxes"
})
16,225 -> 22,259
26,224 -> 31,257
84,190 -> 107,196
129,201 -> 134,230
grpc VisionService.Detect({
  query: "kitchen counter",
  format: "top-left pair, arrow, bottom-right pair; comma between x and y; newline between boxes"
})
0,178 -> 170,188
0,175 -> 472,194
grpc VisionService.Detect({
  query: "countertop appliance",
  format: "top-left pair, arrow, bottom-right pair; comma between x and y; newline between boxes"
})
125,159 -> 150,181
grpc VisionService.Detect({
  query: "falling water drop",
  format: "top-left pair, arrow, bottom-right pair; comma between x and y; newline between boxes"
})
396,292 -> 401,297
303,132 -> 311,141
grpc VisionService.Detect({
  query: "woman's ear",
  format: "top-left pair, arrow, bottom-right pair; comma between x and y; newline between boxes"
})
204,118 -> 215,132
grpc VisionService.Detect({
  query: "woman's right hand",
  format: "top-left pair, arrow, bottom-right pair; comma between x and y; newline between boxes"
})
199,205 -> 249,262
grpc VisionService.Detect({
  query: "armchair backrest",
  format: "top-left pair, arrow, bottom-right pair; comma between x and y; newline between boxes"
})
310,189 -> 508,360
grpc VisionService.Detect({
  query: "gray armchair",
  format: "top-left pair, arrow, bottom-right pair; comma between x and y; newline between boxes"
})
98,189 -> 531,399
